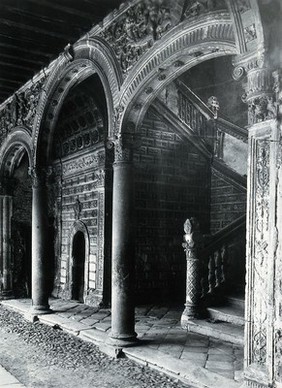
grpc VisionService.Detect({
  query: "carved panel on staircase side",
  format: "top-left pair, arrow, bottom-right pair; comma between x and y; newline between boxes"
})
251,139 -> 270,365
100,0 -> 172,73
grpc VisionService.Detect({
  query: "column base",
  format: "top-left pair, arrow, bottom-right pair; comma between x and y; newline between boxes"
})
24,304 -> 51,322
181,305 -> 200,328
107,331 -> 138,348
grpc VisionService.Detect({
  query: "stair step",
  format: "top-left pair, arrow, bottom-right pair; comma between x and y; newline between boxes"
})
226,295 -> 245,310
185,319 -> 244,345
207,305 -> 245,326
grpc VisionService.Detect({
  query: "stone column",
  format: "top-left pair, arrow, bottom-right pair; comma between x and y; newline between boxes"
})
181,217 -> 203,328
108,136 -> 137,346
29,167 -> 50,313
233,56 -> 279,387
0,190 -> 13,298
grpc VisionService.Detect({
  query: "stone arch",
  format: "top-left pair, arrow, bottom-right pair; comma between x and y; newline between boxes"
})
32,38 -> 122,166
114,0 -> 266,135
118,14 -> 238,133
0,127 -> 32,178
67,220 -> 91,301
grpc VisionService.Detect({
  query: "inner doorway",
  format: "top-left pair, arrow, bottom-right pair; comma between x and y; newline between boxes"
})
71,231 -> 85,302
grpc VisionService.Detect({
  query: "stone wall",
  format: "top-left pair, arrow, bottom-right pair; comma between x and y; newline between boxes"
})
210,172 -> 246,234
50,83 -> 111,307
134,108 -> 211,303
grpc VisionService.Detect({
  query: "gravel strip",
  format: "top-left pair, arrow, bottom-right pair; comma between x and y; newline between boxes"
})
0,305 -> 191,388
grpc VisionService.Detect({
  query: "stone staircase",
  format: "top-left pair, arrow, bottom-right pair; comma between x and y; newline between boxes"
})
153,81 -> 247,348
185,295 -> 245,346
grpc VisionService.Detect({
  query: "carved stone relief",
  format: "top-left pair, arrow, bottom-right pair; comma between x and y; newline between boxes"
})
244,24 -> 257,43
100,0 -> 172,73
0,76 -> 46,137
182,0 -> 227,20
251,139 -> 270,366
237,0 -> 251,13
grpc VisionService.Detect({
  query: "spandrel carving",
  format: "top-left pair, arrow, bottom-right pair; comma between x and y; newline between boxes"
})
100,1 -> 172,73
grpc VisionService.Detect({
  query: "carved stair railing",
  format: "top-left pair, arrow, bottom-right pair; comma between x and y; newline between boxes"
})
200,215 -> 246,305
176,79 -> 248,150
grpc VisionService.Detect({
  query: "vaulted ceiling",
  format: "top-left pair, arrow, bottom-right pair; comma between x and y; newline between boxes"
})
0,0 -> 123,104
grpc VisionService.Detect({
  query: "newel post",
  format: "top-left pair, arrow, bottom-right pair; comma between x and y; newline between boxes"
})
181,217 -> 203,328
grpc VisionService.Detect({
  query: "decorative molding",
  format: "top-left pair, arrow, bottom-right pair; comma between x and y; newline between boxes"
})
61,152 -> 105,176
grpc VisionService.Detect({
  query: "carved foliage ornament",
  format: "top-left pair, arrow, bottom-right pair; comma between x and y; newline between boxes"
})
0,76 -> 47,137
100,0 -> 172,73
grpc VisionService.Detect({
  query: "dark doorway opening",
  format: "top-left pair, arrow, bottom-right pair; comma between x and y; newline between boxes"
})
71,231 -> 85,302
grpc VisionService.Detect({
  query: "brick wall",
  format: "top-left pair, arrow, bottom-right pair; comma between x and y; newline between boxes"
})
210,172 -> 246,234
50,83 -> 111,307
134,108 -> 211,303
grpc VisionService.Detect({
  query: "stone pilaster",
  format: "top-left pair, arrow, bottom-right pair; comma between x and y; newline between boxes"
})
181,217 -> 203,327
0,189 -> 13,299
236,57 -> 280,387
108,135 -> 137,346
29,167 -> 50,314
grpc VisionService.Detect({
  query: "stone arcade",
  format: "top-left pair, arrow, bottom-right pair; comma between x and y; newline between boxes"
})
0,0 -> 281,387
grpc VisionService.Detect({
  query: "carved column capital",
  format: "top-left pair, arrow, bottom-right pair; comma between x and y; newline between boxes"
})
28,167 -> 48,188
113,135 -> 134,164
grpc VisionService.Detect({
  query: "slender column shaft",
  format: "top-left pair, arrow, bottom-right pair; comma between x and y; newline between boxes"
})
31,168 -> 50,312
181,217 -> 203,328
0,195 -> 13,296
109,140 -> 136,344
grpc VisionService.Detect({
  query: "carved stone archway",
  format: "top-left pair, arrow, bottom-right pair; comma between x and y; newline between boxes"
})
32,39 -> 121,166
0,127 -> 33,299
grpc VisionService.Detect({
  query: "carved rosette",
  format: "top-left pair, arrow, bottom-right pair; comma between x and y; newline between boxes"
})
181,217 -> 203,327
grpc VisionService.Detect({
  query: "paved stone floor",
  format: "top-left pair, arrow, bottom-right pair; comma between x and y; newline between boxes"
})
0,365 -> 25,387
1,298 -> 244,388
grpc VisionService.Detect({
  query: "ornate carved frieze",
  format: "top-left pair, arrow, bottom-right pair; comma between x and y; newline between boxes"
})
182,0 -> 227,20
100,0 -> 172,73
0,76 -> 46,136
62,152 -> 105,176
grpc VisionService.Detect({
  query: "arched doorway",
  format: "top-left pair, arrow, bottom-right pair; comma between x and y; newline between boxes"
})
71,231 -> 86,302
